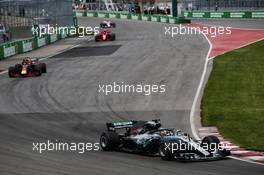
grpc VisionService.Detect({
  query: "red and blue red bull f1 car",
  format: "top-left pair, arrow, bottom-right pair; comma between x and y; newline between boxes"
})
8,57 -> 47,78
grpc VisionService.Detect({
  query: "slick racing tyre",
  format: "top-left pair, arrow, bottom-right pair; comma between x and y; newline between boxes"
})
159,141 -> 174,161
40,63 -> 47,73
100,132 -> 120,151
34,66 -> 42,76
8,67 -> 15,78
201,135 -> 220,153
111,34 -> 116,41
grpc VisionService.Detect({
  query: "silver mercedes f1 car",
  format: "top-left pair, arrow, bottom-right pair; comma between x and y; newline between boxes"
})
100,119 -> 230,161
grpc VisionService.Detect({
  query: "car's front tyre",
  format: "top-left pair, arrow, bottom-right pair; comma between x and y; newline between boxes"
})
159,141 -> 174,160
201,135 -> 220,154
40,63 -> 47,73
33,66 -> 42,76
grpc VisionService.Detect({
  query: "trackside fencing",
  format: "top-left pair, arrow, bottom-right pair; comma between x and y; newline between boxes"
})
73,10 -> 191,24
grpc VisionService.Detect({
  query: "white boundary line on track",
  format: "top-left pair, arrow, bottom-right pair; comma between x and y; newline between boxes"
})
190,32 -> 212,141
0,37 -> 93,76
0,70 -> 7,75
229,156 -> 264,166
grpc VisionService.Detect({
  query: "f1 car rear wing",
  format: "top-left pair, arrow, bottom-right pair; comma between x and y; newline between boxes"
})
106,119 -> 161,131
106,121 -> 137,131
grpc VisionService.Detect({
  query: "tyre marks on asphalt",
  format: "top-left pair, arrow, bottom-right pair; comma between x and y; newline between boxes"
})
53,45 -> 122,58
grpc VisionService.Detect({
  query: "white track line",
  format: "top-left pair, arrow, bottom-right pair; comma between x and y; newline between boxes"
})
0,70 -> 7,75
190,31 -> 212,141
229,156 -> 264,166
247,156 -> 264,161
231,151 -> 251,154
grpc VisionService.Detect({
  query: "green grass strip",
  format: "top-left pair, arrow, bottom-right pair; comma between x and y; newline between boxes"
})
202,39 -> 264,151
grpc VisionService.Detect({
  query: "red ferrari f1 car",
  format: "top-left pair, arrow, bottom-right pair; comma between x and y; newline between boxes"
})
8,57 -> 47,78
95,30 -> 116,42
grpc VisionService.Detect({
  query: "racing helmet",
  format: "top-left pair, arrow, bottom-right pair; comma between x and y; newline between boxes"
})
144,121 -> 161,130
160,130 -> 173,136
23,57 -> 32,65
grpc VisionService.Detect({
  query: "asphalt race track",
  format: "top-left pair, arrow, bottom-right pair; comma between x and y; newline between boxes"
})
0,17 -> 263,175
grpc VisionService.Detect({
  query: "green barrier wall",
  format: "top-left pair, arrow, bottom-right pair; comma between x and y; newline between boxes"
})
131,14 -> 141,20
35,36 -> 47,48
59,28 -> 69,39
1,32 -> 69,60
252,12 -> 264,18
97,12 -> 109,18
0,45 -> 3,59
18,38 -> 34,54
120,13 -> 130,19
109,13 -> 120,19
168,17 -> 176,24
151,15 -> 160,22
160,16 -> 169,23
48,34 -> 58,44
87,11 -> 96,17
75,10 -> 191,24
0,42 -> 18,60
141,15 -> 150,21
184,11 -> 264,18
0,22 -> 92,60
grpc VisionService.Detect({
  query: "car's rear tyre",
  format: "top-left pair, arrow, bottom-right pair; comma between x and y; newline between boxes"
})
111,34 -> 116,41
40,63 -> 47,73
159,141 -> 174,161
8,67 -> 15,78
100,132 -> 120,151
34,66 -> 42,76
201,135 -> 220,153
